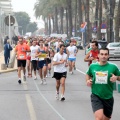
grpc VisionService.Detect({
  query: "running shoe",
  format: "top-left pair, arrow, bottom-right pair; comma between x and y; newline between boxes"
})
60,96 -> 65,101
18,80 -> 21,84
56,92 -> 59,100
43,79 -> 47,85
40,80 -> 43,85
74,66 -> 76,70
23,75 -> 26,81
34,76 -> 37,80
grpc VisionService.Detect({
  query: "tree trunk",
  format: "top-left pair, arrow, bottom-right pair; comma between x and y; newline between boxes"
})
65,7 -> 68,36
74,0 -> 77,36
98,0 -> 102,39
66,0 -> 73,38
109,0 -> 115,42
44,17 -> 48,35
85,0 -> 90,43
55,7 -> 59,33
115,0 -> 120,42
78,0 -> 82,37
48,16 -> 51,35
51,16 -> 55,33
95,0 -> 99,37
60,7 -> 64,34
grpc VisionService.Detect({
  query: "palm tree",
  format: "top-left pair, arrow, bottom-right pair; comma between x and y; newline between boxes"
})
66,0 -> 73,37
115,0 -> 120,42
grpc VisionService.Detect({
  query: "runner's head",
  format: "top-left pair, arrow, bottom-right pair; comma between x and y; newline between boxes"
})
70,39 -> 74,46
91,41 -> 98,50
98,48 -> 109,62
39,40 -> 44,47
59,44 -> 65,54
32,38 -> 37,46
19,37 -> 23,45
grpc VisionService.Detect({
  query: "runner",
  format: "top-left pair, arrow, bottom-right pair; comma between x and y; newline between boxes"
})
15,38 -> 30,84
52,44 -> 68,101
26,40 -> 32,77
67,40 -> 78,74
44,43 -> 52,77
30,39 -> 39,80
84,40 -> 99,66
36,40 -> 47,84
86,47 -> 120,120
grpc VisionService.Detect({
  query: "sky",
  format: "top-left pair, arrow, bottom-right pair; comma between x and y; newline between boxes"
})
11,0 -> 44,28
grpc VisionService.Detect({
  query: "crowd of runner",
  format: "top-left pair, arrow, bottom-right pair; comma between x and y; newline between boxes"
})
14,36 -> 120,120
15,36 -> 78,101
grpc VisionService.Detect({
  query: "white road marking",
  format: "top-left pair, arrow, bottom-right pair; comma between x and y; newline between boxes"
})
34,80 -> 66,120
76,68 -> 86,75
22,72 -> 37,120
26,94 -> 37,120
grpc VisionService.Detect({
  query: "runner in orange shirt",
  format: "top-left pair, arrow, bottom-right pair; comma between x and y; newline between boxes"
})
15,38 -> 30,84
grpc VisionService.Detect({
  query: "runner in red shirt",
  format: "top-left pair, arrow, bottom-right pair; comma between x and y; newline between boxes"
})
84,41 -> 99,66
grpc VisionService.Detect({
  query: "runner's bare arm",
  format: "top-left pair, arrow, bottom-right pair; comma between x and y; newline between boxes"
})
86,74 -> 92,87
118,76 -> 120,81
84,52 -> 94,62
52,60 -> 64,66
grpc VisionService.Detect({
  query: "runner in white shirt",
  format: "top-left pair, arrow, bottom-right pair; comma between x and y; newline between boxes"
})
67,40 -> 78,74
52,44 -> 68,101
30,39 -> 39,80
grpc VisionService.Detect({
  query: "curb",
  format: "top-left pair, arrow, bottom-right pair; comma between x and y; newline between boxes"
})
0,68 -> 17,74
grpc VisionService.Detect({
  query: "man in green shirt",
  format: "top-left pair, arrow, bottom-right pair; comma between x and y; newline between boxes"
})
86,48 -> 120,120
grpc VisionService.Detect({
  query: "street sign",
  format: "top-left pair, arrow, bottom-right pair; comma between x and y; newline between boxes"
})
101,23 -> 107,29
92,26 -> 97,32
4,15 -> 15,26
80,22 -> 87,33
101,29 -> 106,33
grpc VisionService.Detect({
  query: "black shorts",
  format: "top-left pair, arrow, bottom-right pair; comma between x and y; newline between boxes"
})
46,58 -> 51,64
91,94 -> 114,118
17,60 -> 26,67
53,72 -> 67,80
31,60 -> 37,71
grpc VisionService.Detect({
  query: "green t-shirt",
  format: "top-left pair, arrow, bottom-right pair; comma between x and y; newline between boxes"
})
86,62 -> 120,99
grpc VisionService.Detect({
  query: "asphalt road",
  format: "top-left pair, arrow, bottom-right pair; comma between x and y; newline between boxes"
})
0,50 -> 120,120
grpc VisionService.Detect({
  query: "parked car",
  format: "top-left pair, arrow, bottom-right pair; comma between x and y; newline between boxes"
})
85,40 -> 108,54
107,42 -> 120,60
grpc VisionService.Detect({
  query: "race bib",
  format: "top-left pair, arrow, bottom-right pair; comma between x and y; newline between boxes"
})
38,53 -> 47,58
95,71 -> 108,84
19,54 -> 25,59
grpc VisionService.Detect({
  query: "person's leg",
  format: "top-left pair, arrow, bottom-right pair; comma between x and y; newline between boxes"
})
56,79 -> 60,100
17,60 -> 22,84
102,97 -> 114,120
7,56 -> 10,66
39,68 -> 43,80
18,67 -> 22,79
68,60 -> 72,72
72,61 -> 75,72
27,60 -> 30,77
91,94 -> 104,120
60,77 -> 66,96
94,109 -> 104,120
4,56 -> 7,66
43,65 -> 47,79
32,60 -> 37,79
22,60 -> 26,81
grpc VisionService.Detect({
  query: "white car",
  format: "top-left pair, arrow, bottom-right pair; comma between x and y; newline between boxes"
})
107,42 -> 120,59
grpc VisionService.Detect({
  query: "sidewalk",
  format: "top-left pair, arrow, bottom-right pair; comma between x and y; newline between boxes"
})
0,49 -> 17,73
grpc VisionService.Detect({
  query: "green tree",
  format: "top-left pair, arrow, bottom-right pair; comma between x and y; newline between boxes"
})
26,22 -> 38,33
15,12 -> 30,35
